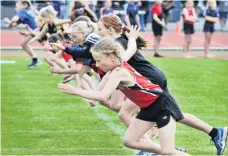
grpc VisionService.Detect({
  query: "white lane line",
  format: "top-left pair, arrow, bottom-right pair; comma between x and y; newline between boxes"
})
1,146 -> 216,153
92,107 -> 125,136
92,106 -> 135,154
0,60 -> 16,64
1,147 -> 126,152
3,115 -> 117,120
2,129 -> 109,134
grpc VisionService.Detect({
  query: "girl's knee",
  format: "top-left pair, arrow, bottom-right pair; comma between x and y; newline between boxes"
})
110,103 -> 121,112
20,41 -> 26,47
118,109 -> 126,122
123,136 -> 134,148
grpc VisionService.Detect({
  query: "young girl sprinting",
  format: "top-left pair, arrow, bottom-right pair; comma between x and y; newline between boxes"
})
28,5 -> 72,63
4,0 -> 41,68
58,38 -> 188,155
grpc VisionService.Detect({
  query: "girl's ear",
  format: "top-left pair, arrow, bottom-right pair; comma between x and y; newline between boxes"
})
109,53 -> 116,62
82,31 -> 86,37
109,27 -> 114,35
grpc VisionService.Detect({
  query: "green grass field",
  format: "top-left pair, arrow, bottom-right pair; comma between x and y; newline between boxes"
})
1,55 -> 228,155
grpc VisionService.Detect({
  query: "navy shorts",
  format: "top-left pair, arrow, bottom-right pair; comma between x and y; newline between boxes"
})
219,12 -> 228,19
203,24 -> 215,33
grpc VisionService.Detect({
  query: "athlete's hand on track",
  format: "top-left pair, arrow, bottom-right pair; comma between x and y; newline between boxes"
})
86,99 -> 96,107
58,83 -> 77,95
125,25 -> 141,40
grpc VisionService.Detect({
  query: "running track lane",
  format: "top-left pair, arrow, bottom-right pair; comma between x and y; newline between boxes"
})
1,31 -> 228,49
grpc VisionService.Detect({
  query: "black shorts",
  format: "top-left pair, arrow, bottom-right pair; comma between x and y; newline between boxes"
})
183,23 -> 194,34
136,92 -> 184,128
31,34 -> 47,43
161,79 -> 168,92
203,24 -> 215,33
152,24 -> 163,36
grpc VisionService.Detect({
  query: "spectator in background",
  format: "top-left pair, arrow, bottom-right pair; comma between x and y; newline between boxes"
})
69,8 -> 98,23
218,0 -> 228,31
151,0 -> 166,57
51,0 -> 66,18
100,0 -> 113,18
203,0 -> 219,58
68,0 -> 85,17
96,0 -> 105,19
182,0 -> 197,58
193,0 -> 201,21
125,0 -> 141,28
112,0 -> 126,10
35,0 -> 50,10
137,0 -> 149,32
162,0 -> 174,27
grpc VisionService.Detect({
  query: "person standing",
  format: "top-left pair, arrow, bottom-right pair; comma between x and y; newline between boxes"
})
100,0 -> 113,18
182,0 -> 197,58
151,0 -> 166,57
125,0 -> 141,28
218,0 -> 228,31
203,0 -> 219,58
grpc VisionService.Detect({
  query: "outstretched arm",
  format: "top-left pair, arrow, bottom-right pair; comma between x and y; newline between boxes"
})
28,24 -> 48,44
50,43 -> 93,58
58,69 -> 123,102
55,19 -> 72,25
96,72 -> 111,91
4,16 -> 19,28
50,65 -> 80,74
123,25 -> 140,61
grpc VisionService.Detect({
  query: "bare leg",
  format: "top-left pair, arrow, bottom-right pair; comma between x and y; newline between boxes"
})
100,90 -> 125,112
21,35 -> 38,58
118,99 -> 139,126
82,74 -> 96,90
123,117 -> 188,155
159,116 -> 188,155
44,52 -> 58,67
179,113 -> 213,134
154,36 -> 161,55
123,118 -> 160,153
119,100 -> 152,141
184,34 -> 191,57
187,35 -> 192,55
204,32 -> 213,58
51,55 -> 69,69
164,14 -> 168,27
73,64 -> 83,86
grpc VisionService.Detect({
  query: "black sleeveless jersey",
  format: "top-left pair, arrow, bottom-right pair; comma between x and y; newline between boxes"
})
47,22 -> 64,35
116,37 -> 167,90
